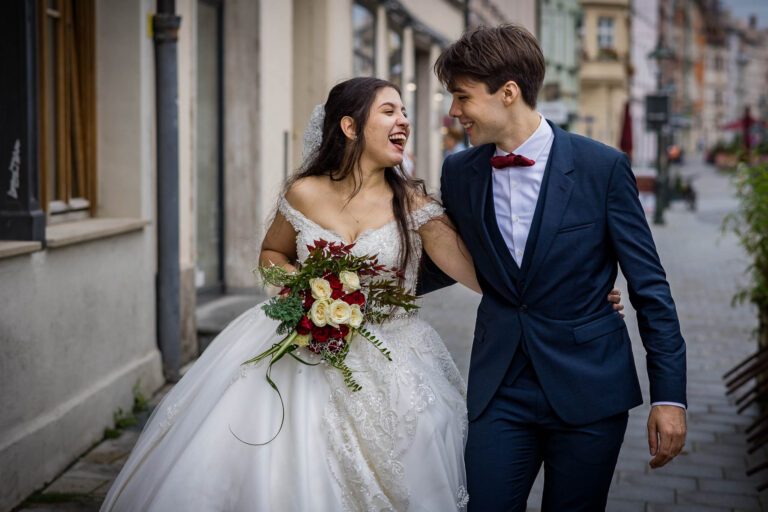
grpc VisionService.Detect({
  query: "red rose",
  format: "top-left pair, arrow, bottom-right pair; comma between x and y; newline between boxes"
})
311,324 -> 331,343
323,271 -> 343,291
296,316 -> 312,335
302,293 -> 315,310
342,291 -> 365,306
331,288 -> 344,300
331,325 -> 349,339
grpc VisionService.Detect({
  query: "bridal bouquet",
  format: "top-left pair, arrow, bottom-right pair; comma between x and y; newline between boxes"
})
234,240 -> 419,444
246,238 -> 418,384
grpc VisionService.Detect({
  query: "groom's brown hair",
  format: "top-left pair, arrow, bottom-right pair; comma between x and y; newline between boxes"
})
434,24 -> 545,108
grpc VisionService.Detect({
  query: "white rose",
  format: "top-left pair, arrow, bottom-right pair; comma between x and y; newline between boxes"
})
348,304 -> 364,328
327,300 -> 352,327
309,299 -> 331,327
309,278 -> 332,300
294,333 -> 311,347
339,270 -> 361,293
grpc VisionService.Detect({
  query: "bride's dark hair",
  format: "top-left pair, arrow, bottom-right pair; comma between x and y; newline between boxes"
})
289,77 -> 427,276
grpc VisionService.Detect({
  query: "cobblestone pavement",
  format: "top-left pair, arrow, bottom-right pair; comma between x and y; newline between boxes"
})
422,160 -> 767,511
16,162 -> 766,511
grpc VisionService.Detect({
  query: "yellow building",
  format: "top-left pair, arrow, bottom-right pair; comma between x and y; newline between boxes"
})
577,0 -> 631,147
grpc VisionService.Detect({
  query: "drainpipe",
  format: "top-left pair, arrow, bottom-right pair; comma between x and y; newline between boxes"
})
153,0 -> 181,382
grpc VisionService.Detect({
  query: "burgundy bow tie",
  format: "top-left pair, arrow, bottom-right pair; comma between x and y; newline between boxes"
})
490,153 -> 535,169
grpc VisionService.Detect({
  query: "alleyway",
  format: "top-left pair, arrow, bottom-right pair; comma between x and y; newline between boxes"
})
17,162 -> 767,511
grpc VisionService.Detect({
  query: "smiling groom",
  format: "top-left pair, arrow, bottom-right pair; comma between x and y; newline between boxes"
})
421,25 -> 687,511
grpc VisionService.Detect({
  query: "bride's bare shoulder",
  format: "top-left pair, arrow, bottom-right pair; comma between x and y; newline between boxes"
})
407,185 -> 439,212
285,176 -> 329,212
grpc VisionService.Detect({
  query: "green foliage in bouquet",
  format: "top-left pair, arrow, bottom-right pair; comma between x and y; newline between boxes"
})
364,279 -> 420,324
261,293 -> 305,335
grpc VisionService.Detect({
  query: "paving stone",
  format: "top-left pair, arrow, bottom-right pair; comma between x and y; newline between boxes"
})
678,450 -> 748,468
608,482 -> 675,503
646,505 -> 731,512
651,461 -> 724,479
65,461 -> 121,480
618,471 -> 697,490
677,489 -> 761,510
42,476 -> 106,495
605,498 -> 646,512
698,477 -> 762,494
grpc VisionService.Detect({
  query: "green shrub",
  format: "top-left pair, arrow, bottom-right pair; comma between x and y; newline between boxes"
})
725,161 -> 768,348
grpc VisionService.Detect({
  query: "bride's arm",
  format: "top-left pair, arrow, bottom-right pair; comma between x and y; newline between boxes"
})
419,214 -> 482,294
259,212 -> 299,274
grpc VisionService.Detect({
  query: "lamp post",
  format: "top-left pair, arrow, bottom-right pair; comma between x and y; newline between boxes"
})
648,24 -> 674,225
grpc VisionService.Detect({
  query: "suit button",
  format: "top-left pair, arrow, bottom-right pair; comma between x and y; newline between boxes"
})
519,305 -> 528,313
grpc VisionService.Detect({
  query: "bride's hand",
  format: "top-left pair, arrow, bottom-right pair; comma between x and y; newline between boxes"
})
608,287 -> 625,318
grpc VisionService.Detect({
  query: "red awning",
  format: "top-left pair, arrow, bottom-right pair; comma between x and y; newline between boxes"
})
619,101 -> 633,160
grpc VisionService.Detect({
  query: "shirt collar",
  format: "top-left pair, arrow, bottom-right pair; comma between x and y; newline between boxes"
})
494,115 -> 553,164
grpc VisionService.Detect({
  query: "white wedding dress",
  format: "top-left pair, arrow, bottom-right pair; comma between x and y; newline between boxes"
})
101,198 -> 469,512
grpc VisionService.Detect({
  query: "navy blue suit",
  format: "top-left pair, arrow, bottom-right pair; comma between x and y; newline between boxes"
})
423,123 -> 686,510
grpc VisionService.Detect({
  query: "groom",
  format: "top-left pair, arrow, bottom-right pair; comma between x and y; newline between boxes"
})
421,25 -> 687,511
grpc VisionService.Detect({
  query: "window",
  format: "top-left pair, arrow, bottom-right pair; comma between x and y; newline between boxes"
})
353,3 -> 375,77
37,0 -> 96,219
597,17 -> 614,49
388,28 -> 402,88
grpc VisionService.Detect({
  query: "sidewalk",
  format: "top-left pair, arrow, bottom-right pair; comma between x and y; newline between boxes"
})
16,161 -> 767,511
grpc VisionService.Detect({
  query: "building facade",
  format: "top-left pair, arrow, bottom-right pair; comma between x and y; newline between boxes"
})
538,0 -> 582,129
0,2 -> 165,509
577,0 -> 631,147
0,0 -> 469,508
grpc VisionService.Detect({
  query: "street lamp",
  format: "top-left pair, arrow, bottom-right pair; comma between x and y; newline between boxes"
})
647,27 -> 674,225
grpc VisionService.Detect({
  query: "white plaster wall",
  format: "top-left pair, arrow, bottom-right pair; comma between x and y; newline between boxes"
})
178,0 -> 197,271
223,0 -> 261,288
0,1 -> 164,507
630,0 -> 659,167
292,0 -> 353,175
400,0 -> 463,40
0,236 -> 163,510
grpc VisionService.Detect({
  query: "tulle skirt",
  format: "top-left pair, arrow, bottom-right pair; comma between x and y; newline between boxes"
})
101,303 -> 469,511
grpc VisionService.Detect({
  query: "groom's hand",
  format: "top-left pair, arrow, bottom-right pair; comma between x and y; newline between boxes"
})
647,405 -> 687,468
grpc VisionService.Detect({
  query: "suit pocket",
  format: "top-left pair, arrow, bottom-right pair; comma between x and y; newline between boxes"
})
557,221 -> 596,234
572,313 -> 625,344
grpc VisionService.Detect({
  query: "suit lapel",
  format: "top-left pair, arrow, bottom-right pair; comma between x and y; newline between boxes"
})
522,124 -> 575,294
466,145 -> 520,300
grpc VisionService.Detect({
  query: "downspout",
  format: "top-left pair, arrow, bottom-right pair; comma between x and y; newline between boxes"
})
153,0 -> 182,381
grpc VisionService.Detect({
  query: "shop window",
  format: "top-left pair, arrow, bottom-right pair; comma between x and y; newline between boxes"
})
37,0 -> 96,220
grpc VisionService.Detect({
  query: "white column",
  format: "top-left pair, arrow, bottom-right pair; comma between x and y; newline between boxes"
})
375,5 -> 388,79
428,43 -> 443,192
258,0 -> 293,229
402,26 -> 415,108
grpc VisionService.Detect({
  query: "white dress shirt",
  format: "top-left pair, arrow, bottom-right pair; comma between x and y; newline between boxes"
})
491,115 -> 553,266
491,115 -> 685,411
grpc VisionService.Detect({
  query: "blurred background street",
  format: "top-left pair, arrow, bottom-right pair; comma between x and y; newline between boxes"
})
2,0 -> 768,510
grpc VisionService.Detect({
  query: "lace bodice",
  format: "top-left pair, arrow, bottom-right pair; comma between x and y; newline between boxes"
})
278,196 -> 444,293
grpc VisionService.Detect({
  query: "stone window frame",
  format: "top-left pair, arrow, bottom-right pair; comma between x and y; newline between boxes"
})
597,16 -> 615,50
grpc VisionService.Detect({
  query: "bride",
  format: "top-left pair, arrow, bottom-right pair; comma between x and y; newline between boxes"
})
101,77 -> 622,512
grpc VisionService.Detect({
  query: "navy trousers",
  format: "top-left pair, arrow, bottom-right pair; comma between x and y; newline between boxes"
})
465,360 -> 628,512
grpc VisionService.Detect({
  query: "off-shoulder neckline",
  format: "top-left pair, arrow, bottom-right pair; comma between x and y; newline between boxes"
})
279,197 -> 439,245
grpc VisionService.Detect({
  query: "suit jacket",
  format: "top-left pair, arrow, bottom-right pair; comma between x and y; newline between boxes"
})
425,122 -> 687,424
